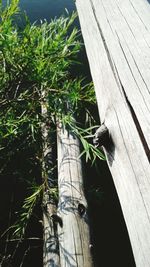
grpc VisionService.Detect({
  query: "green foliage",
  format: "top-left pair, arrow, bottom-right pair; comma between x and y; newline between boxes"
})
12,184 -> 43,238
0,0 -> 105,257
48,78 -> 96,115
0,0 -> 81,176
60,115 -> 105,163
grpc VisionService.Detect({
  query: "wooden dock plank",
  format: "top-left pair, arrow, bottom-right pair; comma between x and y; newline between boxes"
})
76,0 -> 150,266
128,0 -> 150,31
91,0 -> 150,146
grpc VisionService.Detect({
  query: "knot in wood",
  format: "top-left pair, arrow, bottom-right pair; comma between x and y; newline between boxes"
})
78,203 -> 86,217
51,214 -> 63,227
93,124 -> 109,147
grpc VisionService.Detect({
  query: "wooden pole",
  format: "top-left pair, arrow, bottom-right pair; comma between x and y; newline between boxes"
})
57,121 -> 93,267
43,192 -> 60,267
76,1 -> 150,266
41,89 -> 60,267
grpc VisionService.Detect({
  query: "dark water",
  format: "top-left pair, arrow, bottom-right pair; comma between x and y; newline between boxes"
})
1,1 -> 136,267
2,0 -> 75,21
20,0 -> 75,22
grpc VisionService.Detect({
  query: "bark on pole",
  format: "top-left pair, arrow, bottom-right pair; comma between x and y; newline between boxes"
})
76,0 -> 150,266
57,122 -> 93,267
41,89 -> 60,267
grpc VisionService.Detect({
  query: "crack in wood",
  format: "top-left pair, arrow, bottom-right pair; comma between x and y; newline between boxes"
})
121,84 -> 150,163
116,32 -> 150,112
89,0 -> 116,75
76,1 -> 150,265
128,0 -> 149,31
113,107 -> 150,226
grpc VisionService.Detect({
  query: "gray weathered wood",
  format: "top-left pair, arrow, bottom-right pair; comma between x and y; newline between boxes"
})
43,193 -> 60,267
41,90 -> 60,267
76,0 -> 150,266
57,122 -> 93,267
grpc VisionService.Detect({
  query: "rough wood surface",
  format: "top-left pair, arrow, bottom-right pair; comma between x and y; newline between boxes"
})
43,194 -> 60,267
76,0 -> 150,266
42,91 -> 60,267
57,122 -> 93,267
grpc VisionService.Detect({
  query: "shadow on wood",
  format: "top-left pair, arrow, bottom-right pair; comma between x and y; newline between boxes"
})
57,122 -> 93,267
76,0 -> 150,266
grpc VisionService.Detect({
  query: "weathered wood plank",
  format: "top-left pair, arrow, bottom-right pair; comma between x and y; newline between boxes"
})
76,0 -> 150,266
128,0 -> 150,32
88,0 -> 150,147
57,122 -> 93,267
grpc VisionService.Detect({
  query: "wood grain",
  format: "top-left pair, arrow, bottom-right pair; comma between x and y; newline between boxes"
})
57,122 -> 93,267
76,0 -> 150,266
42,90 -> 60,267
43,198 -> 60,267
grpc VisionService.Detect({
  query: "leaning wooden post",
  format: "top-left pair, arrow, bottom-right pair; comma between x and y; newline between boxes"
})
41,88 -> 60,267
43,192 -> 60,267
57,121 -> 93,267
76,1 -> 150,266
